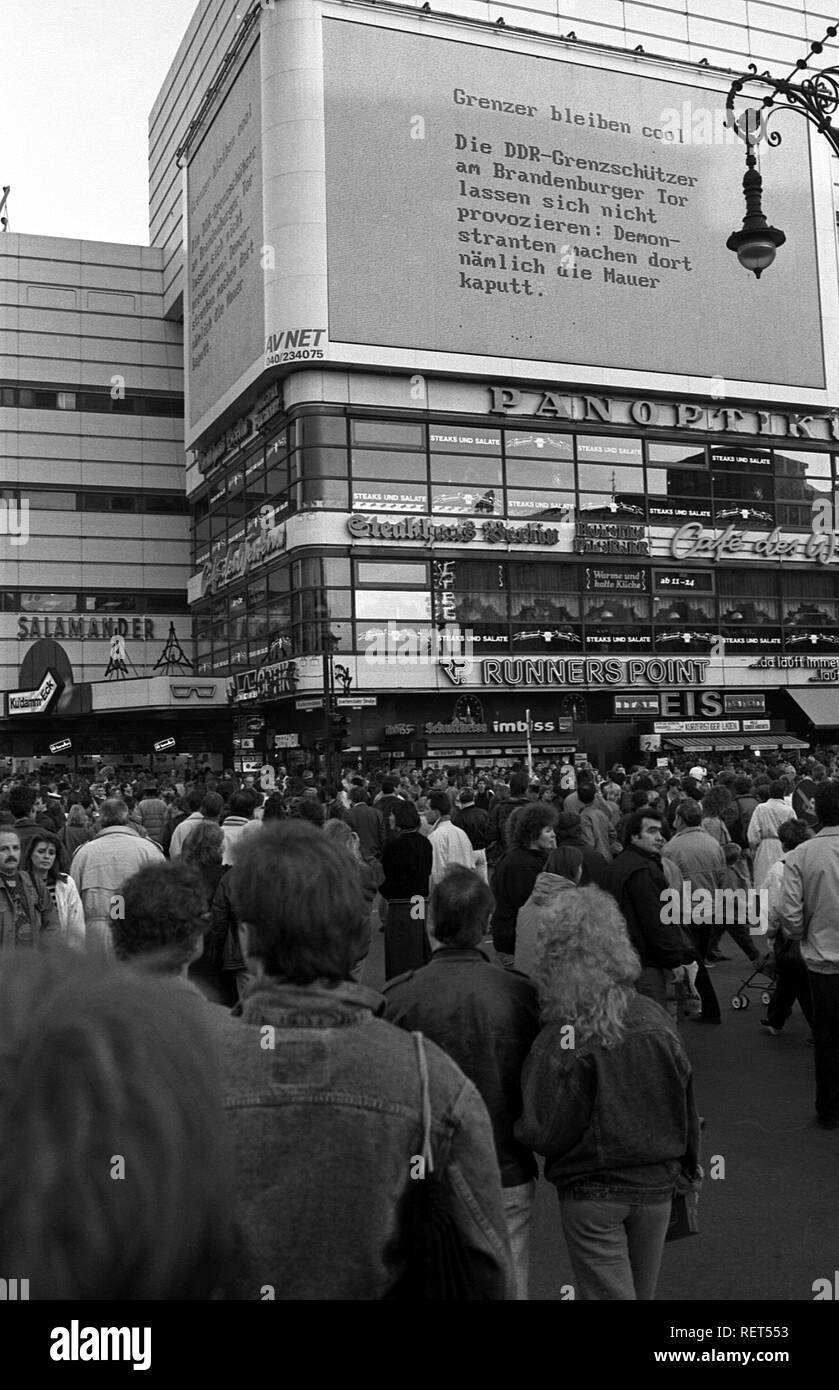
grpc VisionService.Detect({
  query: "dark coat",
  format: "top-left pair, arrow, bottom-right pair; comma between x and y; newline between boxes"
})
384,947 -> 540,1186
380,832 -> 432,900
491,847 -> 546,955
606,846 -> 694,971
453,803 -> 490,851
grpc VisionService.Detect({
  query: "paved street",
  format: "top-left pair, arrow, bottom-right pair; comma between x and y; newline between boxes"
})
365,928 -> 839,1302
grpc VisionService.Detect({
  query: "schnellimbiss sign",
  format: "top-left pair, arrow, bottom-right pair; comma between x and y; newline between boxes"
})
7,670 -> 62,716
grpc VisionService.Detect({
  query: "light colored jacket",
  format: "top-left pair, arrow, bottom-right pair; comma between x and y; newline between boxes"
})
169,811 -> 205,860
55,875 -> 86,949
661,827 -> 725,896
514,872 -> 576,977
777,827 -> 839,973
205,979 -> 515,1299
70,825 -> 164,957
428,818 -> 474,888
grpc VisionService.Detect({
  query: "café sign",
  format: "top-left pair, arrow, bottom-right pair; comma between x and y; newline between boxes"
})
202,516 -> 286,595
670,522 -> 837,567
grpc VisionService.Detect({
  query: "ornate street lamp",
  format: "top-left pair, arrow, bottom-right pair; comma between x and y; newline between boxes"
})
726,21 -> 839,277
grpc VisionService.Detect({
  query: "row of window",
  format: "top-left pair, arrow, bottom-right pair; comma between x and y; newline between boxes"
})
0,591 -> 189,614
1,489 -> 188,515
0,387 -> 184,417
191,558 -> 839,671
192,414 -> 839,562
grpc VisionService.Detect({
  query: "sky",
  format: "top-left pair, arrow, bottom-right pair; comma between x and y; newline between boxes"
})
1,0 -> 203,245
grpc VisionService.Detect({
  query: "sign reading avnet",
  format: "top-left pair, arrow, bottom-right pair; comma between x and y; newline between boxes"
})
323,20 -> 823,388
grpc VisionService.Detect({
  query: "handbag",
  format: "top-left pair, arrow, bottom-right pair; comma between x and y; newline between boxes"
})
385,1032 -> 501,1300
665,1188 -> 700,1242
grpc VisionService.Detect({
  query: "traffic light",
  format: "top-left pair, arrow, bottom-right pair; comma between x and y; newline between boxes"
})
328,710 -> 350,750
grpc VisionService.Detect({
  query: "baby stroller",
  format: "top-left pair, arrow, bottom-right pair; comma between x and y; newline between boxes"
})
731,952 -> 776,1011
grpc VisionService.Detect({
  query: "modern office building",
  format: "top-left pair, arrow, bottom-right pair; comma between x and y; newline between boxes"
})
0,234 -> 228,773
149,0 -> 839,773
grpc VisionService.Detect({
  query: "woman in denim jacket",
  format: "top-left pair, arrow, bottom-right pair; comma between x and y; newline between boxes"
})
515,885 -> 701,1301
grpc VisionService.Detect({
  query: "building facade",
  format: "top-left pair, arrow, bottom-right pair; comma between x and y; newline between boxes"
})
151,0 -> 839,773
0,234 -> 227,774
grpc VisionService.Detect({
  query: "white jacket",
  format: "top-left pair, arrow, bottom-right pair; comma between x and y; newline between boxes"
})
55,875 -> 86,949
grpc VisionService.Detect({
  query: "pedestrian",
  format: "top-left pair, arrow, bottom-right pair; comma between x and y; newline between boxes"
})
380,800 -> 433,981
515,886 -> 702,1301
453,787 -> 491,882
321,818 -> 376,981
220,789 -> 260,865
384,866 -> 540,1299
748,780 -> 795,890
62,802 -> 94,860
606,808 -> 696,1012
0,949 -> 234,1299
22,830 -> 85,949
0,827 -> 60,952
427,789 -> 475,889
70,799 -> 164,957
514,845 -> 583,978
180,820 -> 230,1004
777,780 -> 839,1128
491,802 -> 558,969
132,784 -> 168,847
206,822 -> 514,1299
485,770 -> 531,871
577,782 -> 620,860
761,818 -> 814,1039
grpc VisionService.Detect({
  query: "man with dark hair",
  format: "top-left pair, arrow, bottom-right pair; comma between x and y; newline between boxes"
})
384,865 -> 539,1299
207,822 -> 514,1299
168,787 -> 208,861
491,803 -> 558,968
778,779 -> 839,1128
9,785 -> 43,857
661,798 -> 729,1022
0,827 -> 59,951
486,770 -> 531,869
606,809 -> 696,1010
221,789 -> 259,867
554,811 -> 609,888
133,785 -> 168,847
577,781 -> 620,861
454,787 -> 491,882
427,789 -> 475,889
347,784 -> 385,868
70,800 -> 164,956
114,862 -> 211,978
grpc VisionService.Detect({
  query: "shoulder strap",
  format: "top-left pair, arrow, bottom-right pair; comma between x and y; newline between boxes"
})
411,1031 -> 435,1175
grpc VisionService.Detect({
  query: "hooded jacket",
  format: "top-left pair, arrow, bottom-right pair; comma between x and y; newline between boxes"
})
514,872 -> 577,978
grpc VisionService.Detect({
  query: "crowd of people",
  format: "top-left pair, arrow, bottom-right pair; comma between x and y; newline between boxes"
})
0,746 -> 836,1300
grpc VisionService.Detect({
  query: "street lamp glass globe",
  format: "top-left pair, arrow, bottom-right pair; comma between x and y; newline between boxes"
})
736,236 -> 779,276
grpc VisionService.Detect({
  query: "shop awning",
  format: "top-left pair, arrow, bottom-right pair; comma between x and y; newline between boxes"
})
664,734 -> 808,752
787,689 -> 839,728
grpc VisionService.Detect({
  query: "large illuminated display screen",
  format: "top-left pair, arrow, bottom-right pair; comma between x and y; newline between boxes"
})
186,41 -> 264,431
323,19 -> 824,388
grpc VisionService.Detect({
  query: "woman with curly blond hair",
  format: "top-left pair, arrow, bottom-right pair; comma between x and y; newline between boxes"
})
515,886 -> 701,1301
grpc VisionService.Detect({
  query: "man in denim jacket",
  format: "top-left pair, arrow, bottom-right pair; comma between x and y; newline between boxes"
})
207,821 -> 515,1300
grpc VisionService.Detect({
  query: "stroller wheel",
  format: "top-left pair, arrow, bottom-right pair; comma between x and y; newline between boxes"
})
731,993 -> 749,1010
761,991 -> 773,1006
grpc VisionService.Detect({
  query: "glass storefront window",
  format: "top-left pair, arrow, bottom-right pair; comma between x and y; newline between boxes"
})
430,484 -> 500,515
504,430 -> 573,459
577,436 -> 642,464
506,489 -> 575,520
351,449 -> 427,480
355,590 -> 432,622
299,415 -> 347,447
296,479 -> 349,510
351,420 -> 425,448
356,560 -> 429,586
429,427 -> 501,454
512,592 -> 581,622
352,482 -> 429,512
